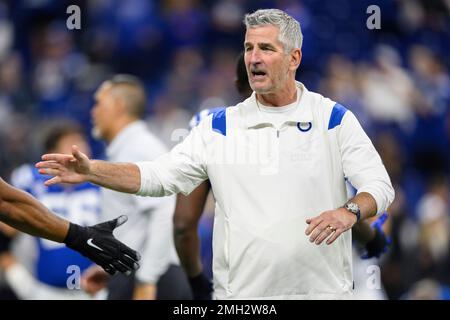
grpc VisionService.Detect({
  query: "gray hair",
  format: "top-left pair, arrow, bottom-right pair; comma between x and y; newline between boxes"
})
107,74 -> 147,118
244,9 -> 303,53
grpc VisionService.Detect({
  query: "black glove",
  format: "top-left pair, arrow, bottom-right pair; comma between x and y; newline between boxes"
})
63,215 -> 140,275
363,227 -> 389,259
0,230 -> 12,254
189,272 -> 213,300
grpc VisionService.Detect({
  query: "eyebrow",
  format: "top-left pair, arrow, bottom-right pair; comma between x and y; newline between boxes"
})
244,42 -> 277,49
260,43 -> 276,49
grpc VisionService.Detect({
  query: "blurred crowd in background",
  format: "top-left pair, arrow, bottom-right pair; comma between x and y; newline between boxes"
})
0,0 -> 449,299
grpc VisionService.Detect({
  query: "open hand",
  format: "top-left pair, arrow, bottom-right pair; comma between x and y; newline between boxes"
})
64,215 -> 141,275
36,145 -> 91,186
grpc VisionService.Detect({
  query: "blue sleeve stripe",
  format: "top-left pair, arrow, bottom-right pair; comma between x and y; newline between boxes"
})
328,103 -> 348,130
211,108 -> 227,136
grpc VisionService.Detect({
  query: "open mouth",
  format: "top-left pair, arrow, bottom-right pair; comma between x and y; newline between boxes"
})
251,70 -> 267,80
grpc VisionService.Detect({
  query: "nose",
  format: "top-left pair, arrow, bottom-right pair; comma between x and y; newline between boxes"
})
91,105 -> 97,119
248,48 -> 262,65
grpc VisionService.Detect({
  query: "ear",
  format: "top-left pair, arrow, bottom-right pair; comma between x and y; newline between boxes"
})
289,49 -> 302,71
113,95 -> 127,114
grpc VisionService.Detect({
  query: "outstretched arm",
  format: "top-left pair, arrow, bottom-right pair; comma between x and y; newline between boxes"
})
0,177 -> 68,242
0,177 -> 140,275
38,119 -> 210,198
36,145 -> 141,194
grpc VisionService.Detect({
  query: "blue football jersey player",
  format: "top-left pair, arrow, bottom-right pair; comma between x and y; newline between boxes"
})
11,164 -> 100,287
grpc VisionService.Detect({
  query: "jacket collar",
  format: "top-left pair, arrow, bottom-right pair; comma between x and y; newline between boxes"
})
243,81 -> 313,128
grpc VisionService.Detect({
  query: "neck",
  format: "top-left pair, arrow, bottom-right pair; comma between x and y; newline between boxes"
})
106,117 -> 137,144
256,81 -> 297,107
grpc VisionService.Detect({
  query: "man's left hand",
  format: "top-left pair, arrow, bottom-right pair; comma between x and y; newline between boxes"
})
306,208 -> 357,245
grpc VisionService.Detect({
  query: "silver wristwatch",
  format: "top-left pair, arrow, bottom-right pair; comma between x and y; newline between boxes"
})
344,202 -> 361,222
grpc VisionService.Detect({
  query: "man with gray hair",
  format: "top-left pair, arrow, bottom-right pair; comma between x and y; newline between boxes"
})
38,9 -> 394,299
82,75 -> 191,300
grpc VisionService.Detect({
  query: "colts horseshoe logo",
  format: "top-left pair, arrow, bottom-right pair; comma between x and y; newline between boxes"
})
297,122 -> 312,132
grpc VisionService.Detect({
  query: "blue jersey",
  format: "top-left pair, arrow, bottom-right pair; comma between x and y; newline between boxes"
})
11,164 -> 100,288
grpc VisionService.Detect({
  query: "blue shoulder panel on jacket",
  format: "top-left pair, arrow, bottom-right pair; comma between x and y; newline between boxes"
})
328,103 -> 348,130
212,108 -> 227,136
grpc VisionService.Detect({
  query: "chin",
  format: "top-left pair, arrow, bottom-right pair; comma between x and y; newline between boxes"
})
250,82 -> 273,94
253,87 -> 273,94
91,127 -> 103,140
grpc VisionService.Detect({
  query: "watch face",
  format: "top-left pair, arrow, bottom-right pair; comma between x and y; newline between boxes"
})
346,203 -> 359,213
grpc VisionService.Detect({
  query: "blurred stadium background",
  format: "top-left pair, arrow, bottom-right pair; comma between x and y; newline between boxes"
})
0,0 -> 449,300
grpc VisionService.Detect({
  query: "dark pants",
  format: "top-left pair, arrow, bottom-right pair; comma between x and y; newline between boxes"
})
107,264 -> 193,300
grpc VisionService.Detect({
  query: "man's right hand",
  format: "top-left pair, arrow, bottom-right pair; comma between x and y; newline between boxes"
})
36,145 -> 91,186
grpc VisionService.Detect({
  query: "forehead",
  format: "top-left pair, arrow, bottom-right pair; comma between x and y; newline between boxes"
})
94,82 -> 113,100
244,25 -> 281,45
